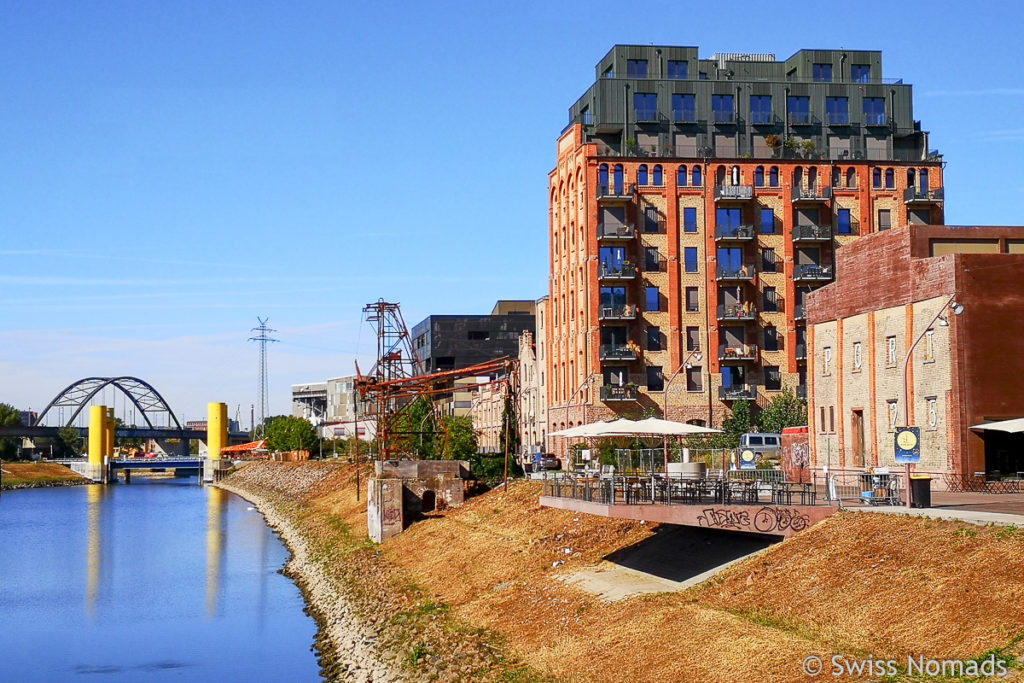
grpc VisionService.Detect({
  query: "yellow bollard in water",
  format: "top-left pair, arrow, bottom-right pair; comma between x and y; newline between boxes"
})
104,407 -> 115,459
207,402 -> 228,462
88,406 -> 106,466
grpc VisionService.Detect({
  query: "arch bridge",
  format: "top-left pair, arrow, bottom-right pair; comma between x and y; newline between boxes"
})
35,376 -> 183,430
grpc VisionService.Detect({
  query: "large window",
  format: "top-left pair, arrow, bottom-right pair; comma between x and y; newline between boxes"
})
683,207 -> 698,233
712,94 -> 734,123
717,247 -> 743,272
647,326 -> 662,351
836,208 -> 852,235
634,93 -> 657,121
644,247 -> 660,272
644,205 -> 660,233
599,246 -> 625,274
667,60 -> 687,79
685,287 -> 699,312
647,366 -> 664,391
760,208 -> 775,234
863,98 -> 885,125
813,63 -> 833,82
750,95 -> 772,124
600,286 -> 626,310
646,286 -> 661,311
761,247 -> 777,273
716,207 -> 743,230
851,64 -> 870,83
672,93 -> 695,123
826,97 -> 848,124
764,325 -> 779,352
763,287 -> 777,313
788,96 -> 810,124
627,59 -> 647,78
684,247 -> 698,272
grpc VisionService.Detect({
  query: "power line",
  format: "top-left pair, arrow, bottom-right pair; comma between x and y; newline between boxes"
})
248,317 -> 279,432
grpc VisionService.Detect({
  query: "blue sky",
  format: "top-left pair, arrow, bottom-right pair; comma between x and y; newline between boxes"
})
2,1 -> 1021,427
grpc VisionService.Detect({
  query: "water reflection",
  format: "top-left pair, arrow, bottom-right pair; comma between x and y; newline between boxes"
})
85,484 -> 109,616
206,486 -> 227,618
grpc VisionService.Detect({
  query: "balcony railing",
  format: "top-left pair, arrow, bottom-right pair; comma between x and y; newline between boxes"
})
903,187 -> 945,204
598,223 -> 635,239
601,385 -> 639,402
750,113 -> 779,126
864,113 -> 889,127
715,264 -> 757,281
715,224 -> 756,242
718,383 -> 756,401
791,185 -> 833,202
787,113 -> 818,126
672,109 -> 697,124
598,305 -> 638,321
792,224 -> 833,242
599,344 -> 638,361
597,183 -> 636,201
826,113 -> 852,126
714,185 -> 754,201
717,304 -> 757,321
713,111 -> 737,124
598,263 -> 638,280
643,257 -> 667,273
794,304 -> 806,321
719,344 -> 759,362
634,108 -> 659,123
795,343 -> 807,361
793,264 -> 833,282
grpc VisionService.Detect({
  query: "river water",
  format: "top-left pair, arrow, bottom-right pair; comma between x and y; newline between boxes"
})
0,478 -> 321,681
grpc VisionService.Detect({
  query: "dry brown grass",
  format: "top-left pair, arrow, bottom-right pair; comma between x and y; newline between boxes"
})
1,462 -> 86,487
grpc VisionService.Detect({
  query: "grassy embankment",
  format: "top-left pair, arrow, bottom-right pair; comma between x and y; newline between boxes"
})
225,461 -> 1024,683
0,462 -> 87,490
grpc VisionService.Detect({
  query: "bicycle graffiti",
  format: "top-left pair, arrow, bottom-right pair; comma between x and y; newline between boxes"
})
753,506 -> 809,533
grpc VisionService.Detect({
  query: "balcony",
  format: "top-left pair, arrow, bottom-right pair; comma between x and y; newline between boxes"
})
599,344 -> 638,362
712,111 -> 737,125
795,343 -> 807,361
601,385 -> 639,402
718,383 -> 756,401
796,385 -> 807,400
597,183 -> 635,202
719,344 -> 759,362
715,264 -> 757,282
793,264 -> 833,283
634,108 -> 660,123
672,109 -> 697,124
598,305 -> 638,321
715,224 -> 756,242
791,185 -> 833,202
717,304 -> 757,322
904,187 -> 945,204
714,185 -> 754,202
792,224 -> 832,243
787,113 -> 818,127
826,113 -> 853,127
598,223 -> 635,240
794,304 -> 806,321
598,263 -> 637,281
864,114 -> 889,128
750,114 -> 779,127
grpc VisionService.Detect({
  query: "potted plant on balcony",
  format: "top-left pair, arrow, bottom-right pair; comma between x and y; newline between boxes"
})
625,137 -> 638,155
783,137 -> 799,159
801,139 -> 816,159
765,134 -> 781,157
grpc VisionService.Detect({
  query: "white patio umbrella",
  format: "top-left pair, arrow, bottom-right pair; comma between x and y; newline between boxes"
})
548,421 -> 621,438
612,417 -> 721,436
970,418 -> 1024,433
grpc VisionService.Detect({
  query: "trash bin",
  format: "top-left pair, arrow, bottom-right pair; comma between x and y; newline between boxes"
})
910,475 -> 932,508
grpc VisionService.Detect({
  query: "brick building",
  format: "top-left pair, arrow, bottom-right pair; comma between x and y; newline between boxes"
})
516,297 -> 549,462
806,225 -> 1024,480
547,45 -> 944,454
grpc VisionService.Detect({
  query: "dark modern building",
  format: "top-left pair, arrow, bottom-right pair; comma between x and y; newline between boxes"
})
412,300 -> 536,374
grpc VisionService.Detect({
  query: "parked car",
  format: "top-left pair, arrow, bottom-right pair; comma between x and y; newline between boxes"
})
539,454 -> 560,470
739,432 -> 782,466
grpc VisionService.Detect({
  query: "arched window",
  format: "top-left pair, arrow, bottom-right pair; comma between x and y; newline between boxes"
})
637,164 -> 648,186
793,166 -> 804,188
754,166 -> 764,187
831,167 -> 841,187
652,165 -> 663,186
614,164 -> 624,194
920,168 -> 929,191
873,168 -> 881,188
808,167 -> 817,189
769,166 -> 779,187
885,168 -> 894,189
907,168 -> 916,188
677,165 -> 688,187
846,167 -> 857,188
731,165 -> 741,186
599,164 -> 609,193
715,165 -> 726,186
692,166 -> 702,186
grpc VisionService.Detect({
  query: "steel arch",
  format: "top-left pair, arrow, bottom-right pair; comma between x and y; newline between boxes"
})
34,377 -> 183,430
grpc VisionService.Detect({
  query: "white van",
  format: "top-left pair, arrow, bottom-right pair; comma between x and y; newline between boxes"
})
739,433 -> 782,462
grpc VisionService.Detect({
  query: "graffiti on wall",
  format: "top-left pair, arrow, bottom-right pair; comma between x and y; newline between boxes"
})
696,506 -> 811,533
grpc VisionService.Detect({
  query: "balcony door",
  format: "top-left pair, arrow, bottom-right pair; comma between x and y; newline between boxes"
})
600,246 -> 625,274
720,366 -> 745,388
603,366 -> 628,387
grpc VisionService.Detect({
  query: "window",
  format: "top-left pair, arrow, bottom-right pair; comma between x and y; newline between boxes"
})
716,207 -> 742,232
760,208 -> 775,234
644,246 -> 660,272
761,247 -> 777,273
645,286 -> 660,311
763,286 -> 777,313
647,366 -> 664,391
686,367 -> 703,391
677,165 -> 688,186
627,59 -> 648,78
638,164 -> 649,186
836,209 -> 852,235
467,330 -> 490,341
644,205 -> 660,233
885,168 -> 894,189
825,97 -> 848,124
831,167 -> 842,188
599,164 -> 609,193
765,366 -> 781,391
872,168 -> 881,188
600,286 -> 626,311
886,336 -> 897,365
924,329 -> 935,362
764,325 -> 779,351
667,60 -> 687,79
863,97 -> 885,125
851,64 -> 870,83
692,166 -> 702,186
686,326 -> 700,351
717,247 -> 743,273
684,247 -> 698,272
685,287 -> 699,312
846,168 -> 857,188
602,65 -> 614,79
907,168 -> 916,189
878,209 -> 891,231
853,342 -> 862,370
600,246 -> 625,274
683,207 -> 697,233
672,94 -> 695,123
712,94 -> 734,123
580,106 -> 591,125
634,93 -> 657,121
652,165 -> 663,186
813,63 -> 833,82
647,326 -> 662,351
788,96 -> 810,124
769,166 -> 779,187
819,407 -> 827,434
927,397 -> 938,429
754,166 -> 764,187
830,406 -> 836,433
823,346 -> 832,375
750,95 -> 772,124
888,400 -> 899,431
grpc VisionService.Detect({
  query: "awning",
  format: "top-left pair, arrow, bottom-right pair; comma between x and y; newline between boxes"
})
970,418 -> 1024,434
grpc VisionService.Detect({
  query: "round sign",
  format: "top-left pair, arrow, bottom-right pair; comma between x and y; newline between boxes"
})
740,449 -> 756,463
896,429 -> 919,451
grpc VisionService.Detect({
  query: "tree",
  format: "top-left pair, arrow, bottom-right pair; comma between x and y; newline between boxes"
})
719,399 -> 753,448
440,415 -> 476,460
262,415 -> 319,453
756,388 -> 808,434
497,391 -> 519,458
0,402 -> 23,461
59,427 -> 83,456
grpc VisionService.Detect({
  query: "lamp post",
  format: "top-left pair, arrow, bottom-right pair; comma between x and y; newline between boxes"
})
899,295 -> 963,507
661,348 -> 703,469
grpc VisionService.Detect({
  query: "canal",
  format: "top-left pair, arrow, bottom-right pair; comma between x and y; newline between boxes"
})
0,477 -> 321,681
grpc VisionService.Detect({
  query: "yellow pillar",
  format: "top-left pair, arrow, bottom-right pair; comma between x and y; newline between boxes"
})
207,402 -> 227,461
88,406 -> 106,465
104,407 -> 115,459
